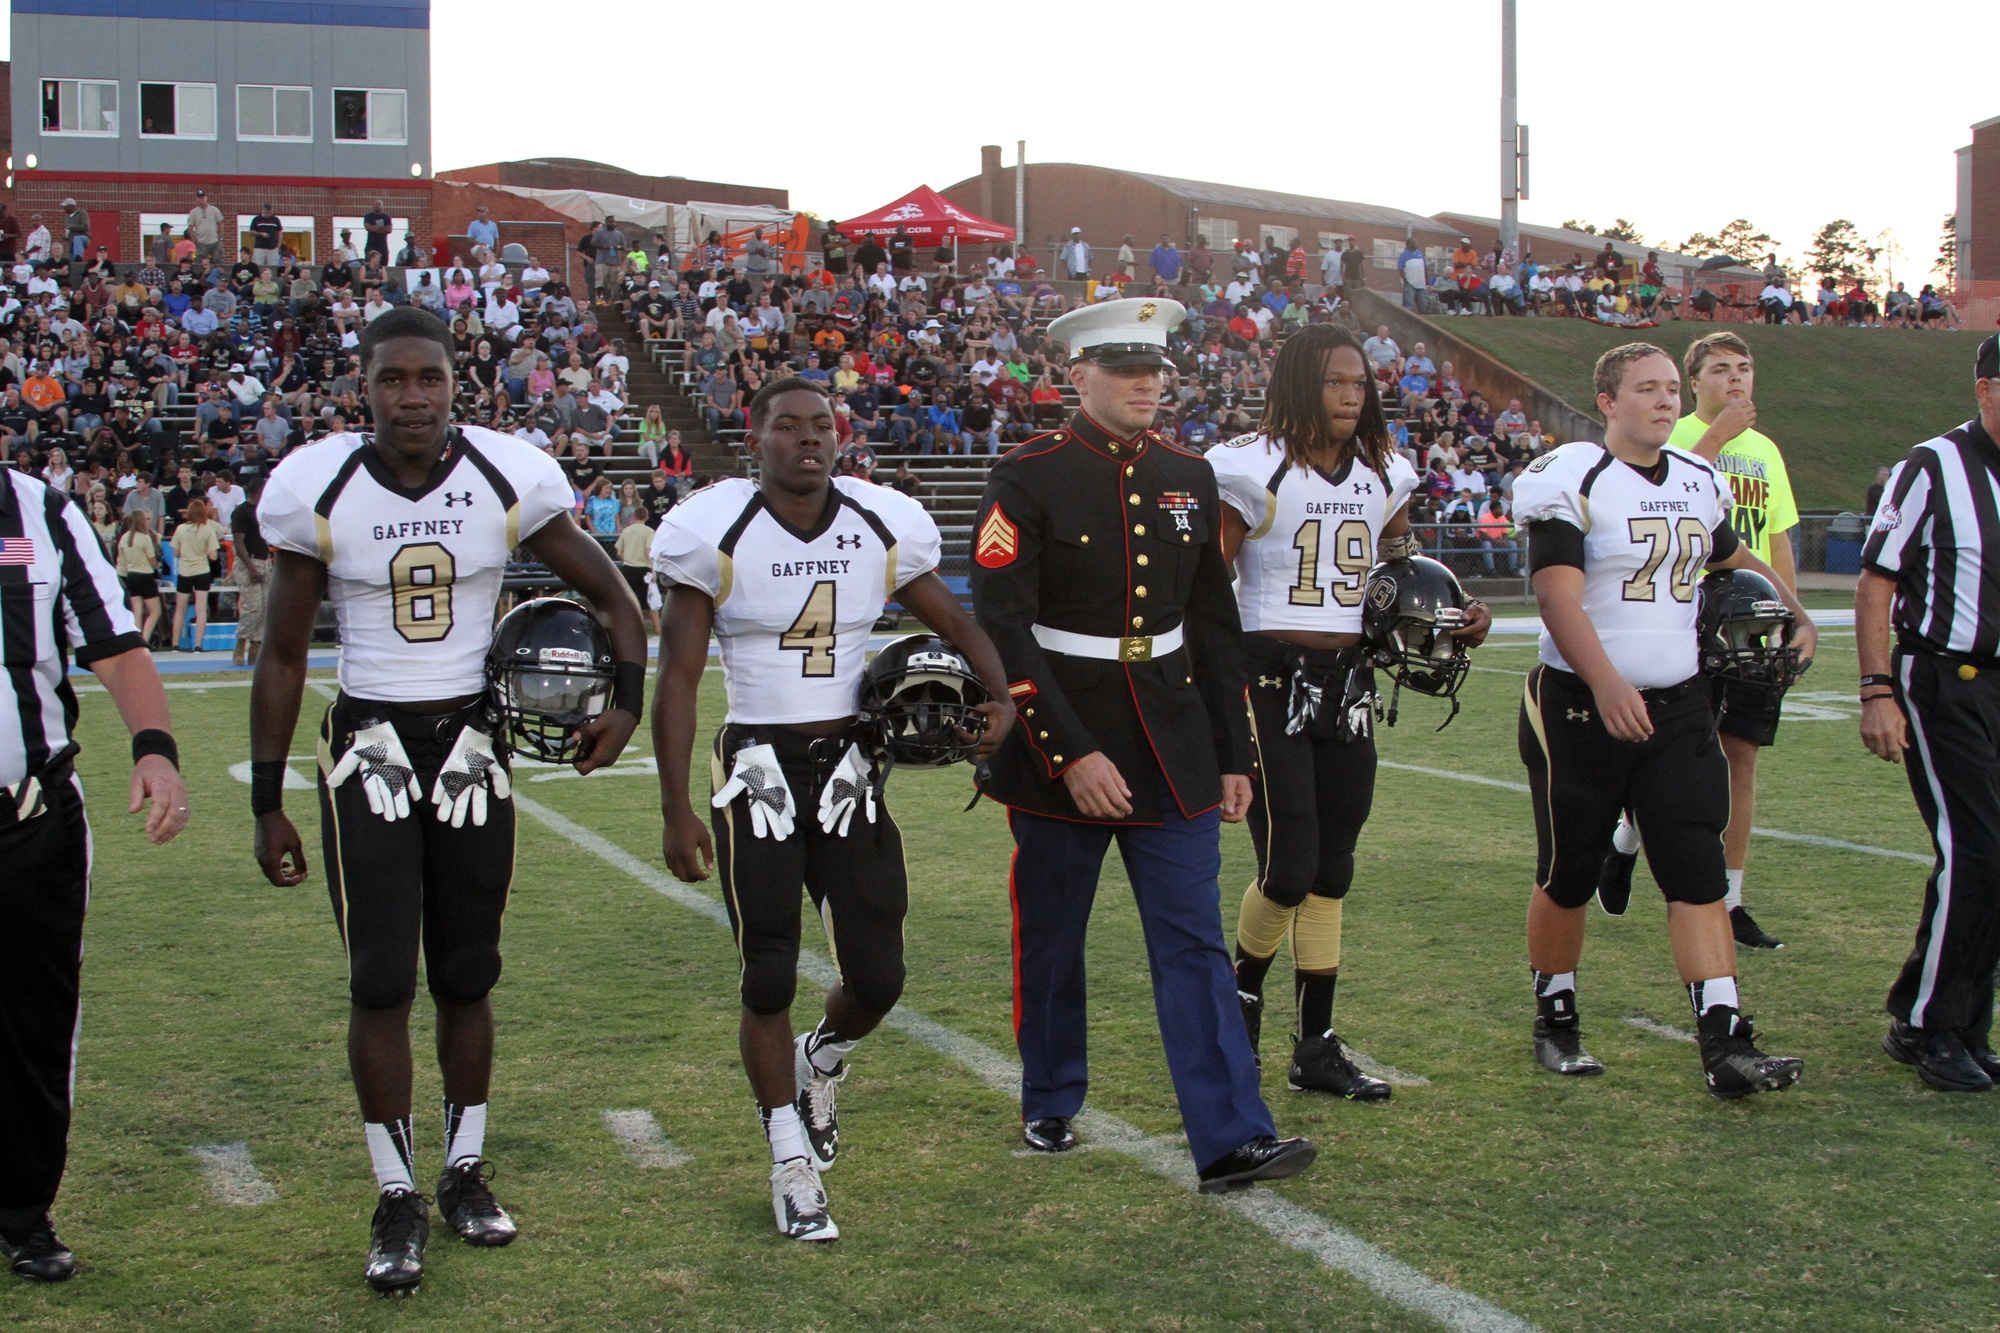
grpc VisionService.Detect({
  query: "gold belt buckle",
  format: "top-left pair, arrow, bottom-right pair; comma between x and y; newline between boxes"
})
1119,635 -> 1153,662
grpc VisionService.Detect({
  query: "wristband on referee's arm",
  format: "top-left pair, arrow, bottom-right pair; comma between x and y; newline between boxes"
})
612,661 -> 645,721
1860,673 -> 1896,690
132,728 -> 179,770
250,759 -> 286,816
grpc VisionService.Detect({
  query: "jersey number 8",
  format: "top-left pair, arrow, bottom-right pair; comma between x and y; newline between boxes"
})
1621,516 -> 1708,603
390,541 -> 458,642
1290,518 -> 1372,607
782,579 -> 838,676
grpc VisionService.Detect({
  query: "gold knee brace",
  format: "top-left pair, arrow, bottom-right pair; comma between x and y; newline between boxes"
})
1290,895 -> 1343,972
1236,881 -> 1295,961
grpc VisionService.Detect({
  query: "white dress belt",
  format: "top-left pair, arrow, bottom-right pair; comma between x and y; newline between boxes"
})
1032,622 -> 1185,663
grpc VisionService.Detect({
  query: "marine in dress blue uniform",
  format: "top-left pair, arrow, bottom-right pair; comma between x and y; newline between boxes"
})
971,299 -> 1314,1190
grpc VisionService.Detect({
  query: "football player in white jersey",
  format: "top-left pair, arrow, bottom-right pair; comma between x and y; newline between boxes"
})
1211,324 -> 1490,1098
652,378 -> 1012,1242
248,308 -> 647,1292
1512,342 -> 1814,1099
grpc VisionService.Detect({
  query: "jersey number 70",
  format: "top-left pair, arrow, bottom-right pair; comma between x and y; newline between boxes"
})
1620,517 -> 1708,603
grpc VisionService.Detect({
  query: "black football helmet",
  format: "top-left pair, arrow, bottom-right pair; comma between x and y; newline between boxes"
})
1699,569 -> 1805,689
1362,556 -> 1472,727
858,634 -> 989,768
487,597 -> 617,761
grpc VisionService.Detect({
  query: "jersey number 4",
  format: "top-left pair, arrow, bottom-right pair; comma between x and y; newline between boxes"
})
1289,518 -> 1371,607
781,579 -> 837,677
390,541 -> 457,642
1621,517 -> 1708,603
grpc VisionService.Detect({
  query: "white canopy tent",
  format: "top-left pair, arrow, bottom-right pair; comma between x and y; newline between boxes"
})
459,183 -> 794,253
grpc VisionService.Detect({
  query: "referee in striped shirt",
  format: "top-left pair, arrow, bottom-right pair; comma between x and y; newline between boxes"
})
0,467 -> 188,1282
1857,333 -> 2000,1093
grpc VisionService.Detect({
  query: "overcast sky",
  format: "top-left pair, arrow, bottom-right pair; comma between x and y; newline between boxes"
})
10,1 -> 1990,281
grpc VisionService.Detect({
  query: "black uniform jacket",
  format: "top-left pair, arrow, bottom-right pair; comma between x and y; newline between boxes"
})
971,411 -> 1253,824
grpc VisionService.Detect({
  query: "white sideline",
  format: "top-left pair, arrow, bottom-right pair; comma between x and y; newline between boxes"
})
1623,1017 -> 1697,1044
189,1142 -> 278,1205
601,1110 -> 691,1170
1375,761 -> 1931,864
512,793 -> 1541,1333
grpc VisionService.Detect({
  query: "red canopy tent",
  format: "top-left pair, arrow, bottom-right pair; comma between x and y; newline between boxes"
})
839,186 -> 1015,243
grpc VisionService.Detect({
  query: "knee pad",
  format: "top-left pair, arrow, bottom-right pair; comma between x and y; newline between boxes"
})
1256,864 -> 1313,910
425,945 -> 501,1007
843,964 -> 905,1019
1539,877 -> 1597,912
348,954 -> 419,1012
1290,894 -> 1343,972
1237,881 -> 1296,960
740,963 -> 799,1017
1312,851 -> 1356,901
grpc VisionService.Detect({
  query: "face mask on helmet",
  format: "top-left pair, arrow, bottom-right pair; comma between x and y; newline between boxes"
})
1363,556 -> 1471,728
494,663 -> 613,762
487,598 -> 617,762
859,638 -> 989,768
1706,604 -> 1803,687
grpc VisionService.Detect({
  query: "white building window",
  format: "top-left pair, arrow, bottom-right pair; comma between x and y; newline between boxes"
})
333,89 -> 407,144
139,83 -> 217,139
41,79 -> 119,136
235,215 -> 317,263
237,85 -> 312,142
1372,238 -> 1400,270
1254,225 -> 1298,250
1196,216 -> 1238,250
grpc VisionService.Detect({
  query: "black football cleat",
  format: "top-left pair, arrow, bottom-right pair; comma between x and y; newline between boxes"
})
1239,990 -> 1265,1069
3,1215 -> 76,1283
1883,1020 -> 1993,1092
1596,849 -> 1637,916
1960,1031 -> 2000,1082
436,1159 -> 517,1247
1287,1031 -> 1391,1101
1696,1007 -> 1803,1099
364,1189 -> 430,1294
770,1157 -> 838,1242
1533,1015 -> 1605,1077
1730,906 -> 1784,950
1196,1135 -> 1317,1194
794,1033 -> 846,1171
1022,1117 -> 1076,1153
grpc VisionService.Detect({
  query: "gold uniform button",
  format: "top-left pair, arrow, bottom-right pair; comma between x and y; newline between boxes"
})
1129,493 -> 1141,505
1055,433 -> 1066,441
1134,523 -> 1145,536
1039,731 -> 1049,739
1024,707 -> 1035,717
1135,586 -> 1148,598
1125,465 -> 1135,476
1132,616 -> 1144,628
1136,554 -> 1149,566
1080,534 -> 1090,544
1053,754 -> 1064,764
1186,676 -> 1194,684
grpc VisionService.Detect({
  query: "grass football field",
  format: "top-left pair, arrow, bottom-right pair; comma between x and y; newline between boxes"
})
9,628 -> 1995,1333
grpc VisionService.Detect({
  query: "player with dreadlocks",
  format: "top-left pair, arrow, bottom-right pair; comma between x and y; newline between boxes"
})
1211,324 -> 1490,1098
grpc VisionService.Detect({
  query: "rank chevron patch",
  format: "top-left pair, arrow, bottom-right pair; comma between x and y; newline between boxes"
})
976,505 -> 1019,568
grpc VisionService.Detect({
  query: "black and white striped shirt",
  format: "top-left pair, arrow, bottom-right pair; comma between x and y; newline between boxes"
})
1863,417 -> 2000,661
0,470 -> 142,786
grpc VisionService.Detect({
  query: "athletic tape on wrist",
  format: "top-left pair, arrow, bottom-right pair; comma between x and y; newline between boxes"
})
250,758 -> 286,816
132,728 -> 179,770
613,661 -> 645,721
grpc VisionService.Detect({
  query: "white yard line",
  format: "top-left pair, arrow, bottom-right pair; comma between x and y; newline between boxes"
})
513,792 -> 1541,1333
189,1142 -> 278,1205
1622,1016 -> 1697,1044
1340,1044 -> 1431,1088
1376,761 -> 1930,864
600,1110 -> 691,1169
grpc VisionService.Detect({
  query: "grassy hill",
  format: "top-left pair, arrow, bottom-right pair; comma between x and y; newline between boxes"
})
1440,320 -> 1987,511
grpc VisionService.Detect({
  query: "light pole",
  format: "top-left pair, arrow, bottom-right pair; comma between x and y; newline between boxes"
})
1500,0 -> 1521,258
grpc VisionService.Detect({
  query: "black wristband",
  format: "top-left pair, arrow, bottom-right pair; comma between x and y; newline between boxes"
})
613,661 -> 645,720
250,759 -> 286,816
1860,673 -> 1896,689
132,728 -> 179,770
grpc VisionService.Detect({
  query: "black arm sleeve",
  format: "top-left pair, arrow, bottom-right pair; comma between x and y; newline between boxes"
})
1527,519 -> 1586,574
1705,520 -> 1739,566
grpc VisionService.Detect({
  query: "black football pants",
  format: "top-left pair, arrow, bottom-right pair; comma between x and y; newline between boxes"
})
1887,651 -> 2000,1037
0,776 -> 90,1237
1243,642 -> 1375,908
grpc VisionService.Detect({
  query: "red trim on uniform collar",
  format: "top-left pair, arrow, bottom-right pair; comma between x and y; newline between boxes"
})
1069,410 -> 1152,461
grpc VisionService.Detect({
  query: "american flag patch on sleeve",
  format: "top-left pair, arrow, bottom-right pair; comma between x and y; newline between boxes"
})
0,537 -> 36,565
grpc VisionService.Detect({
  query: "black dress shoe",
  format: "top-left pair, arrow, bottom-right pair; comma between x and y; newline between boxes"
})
4,1215 -> 76,1283
1021,1117 -> 1076,1153
1884,1019 -> 1993,1092
1196,1135 -> 1316,1194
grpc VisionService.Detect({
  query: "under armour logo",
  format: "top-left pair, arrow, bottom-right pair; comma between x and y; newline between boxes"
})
835,533 -> 862,549
444,492 -> 475,507
1567,708 -> 1591,723
1355,482 -> 1373,495
1258,675 -> 1285,688
1682,481 -> 1700,493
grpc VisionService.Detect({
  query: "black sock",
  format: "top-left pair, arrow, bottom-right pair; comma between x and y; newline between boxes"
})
1294,970 -> 1336,1038
1235,947 -> 1276,998
1533,969 -> 1579,1026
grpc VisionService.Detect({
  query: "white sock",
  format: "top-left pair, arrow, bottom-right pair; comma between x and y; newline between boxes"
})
1535,970 -> 1577,998
364,1118 -> 416,1195
806,1023 -> 858,1077
1690,976 -> 1739,1014
1724,868 -> 1744,911
444,1101 -> 487,1168
761,1103 -> 808,1165
1612,815 -> 1641,856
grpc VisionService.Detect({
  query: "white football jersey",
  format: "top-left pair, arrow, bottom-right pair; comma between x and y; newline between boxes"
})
1209,433 -> 1419,633
651,476 -> 941,725
258,426 -> 574,701
1512,441 -> 1732,689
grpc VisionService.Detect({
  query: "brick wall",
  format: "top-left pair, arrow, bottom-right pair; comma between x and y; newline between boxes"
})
429,179 -> 590,280
1968,118 -> 2000,288
438,159 -> 786,209
15,175 -> 432,266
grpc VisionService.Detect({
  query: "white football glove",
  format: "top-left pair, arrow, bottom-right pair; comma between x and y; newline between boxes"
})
325,720 -> 419,822
711,743 -> 796,841
430,725 -> 512,828
817,743 -> 877,837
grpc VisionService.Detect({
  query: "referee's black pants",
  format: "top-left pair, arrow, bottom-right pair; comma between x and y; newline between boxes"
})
1888,652 -> 2000,1037
0,775 -> 91,1237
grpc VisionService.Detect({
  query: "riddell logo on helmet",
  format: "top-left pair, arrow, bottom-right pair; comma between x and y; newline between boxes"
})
538,647 -> 590,666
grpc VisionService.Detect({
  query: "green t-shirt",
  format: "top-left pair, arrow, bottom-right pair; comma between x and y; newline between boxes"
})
1668,413 -> 1797,562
